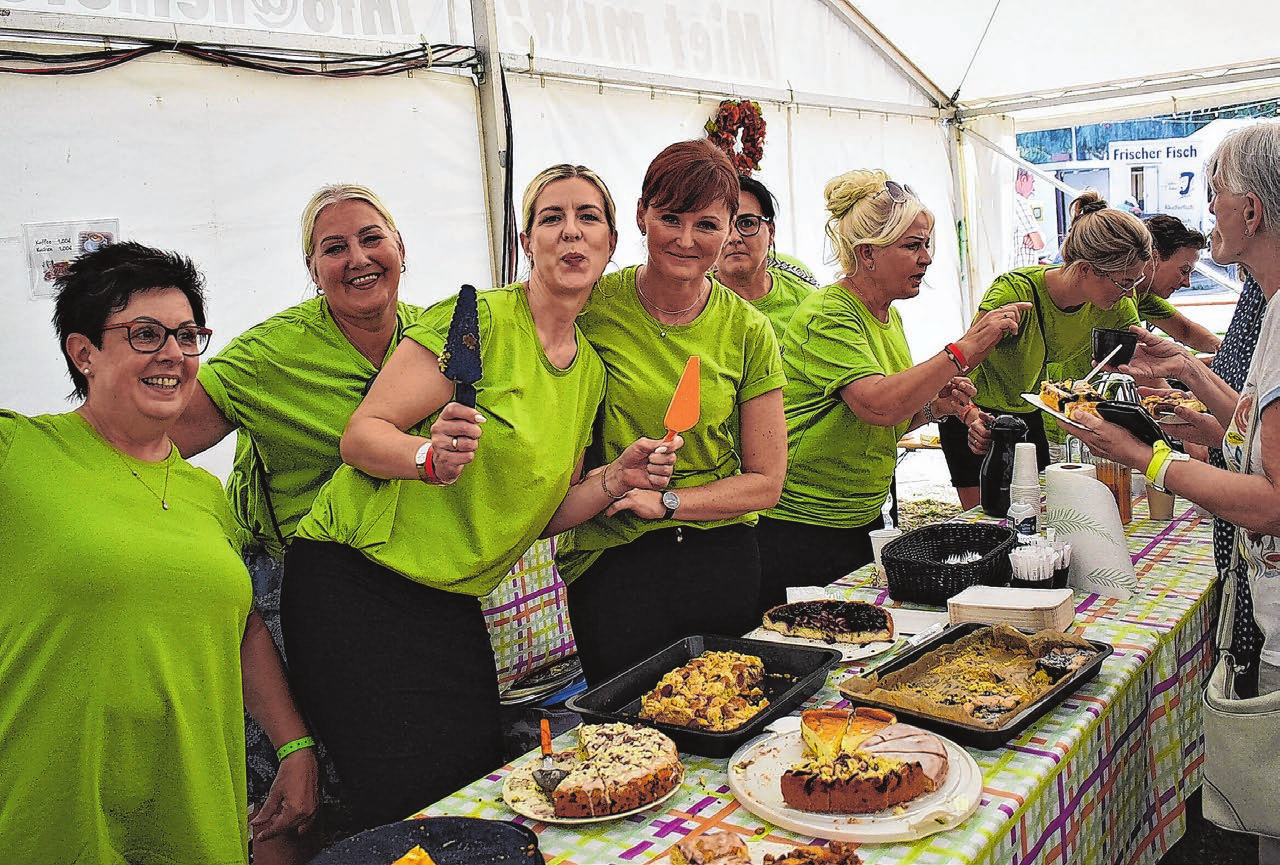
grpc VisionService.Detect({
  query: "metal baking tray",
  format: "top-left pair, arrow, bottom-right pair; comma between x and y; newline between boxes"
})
837,622 -> 1112,750
566,634 -> 841,758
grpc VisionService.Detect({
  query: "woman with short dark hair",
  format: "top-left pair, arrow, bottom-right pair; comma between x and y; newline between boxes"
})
559,140 -> 787,685
1,241 -> 316,863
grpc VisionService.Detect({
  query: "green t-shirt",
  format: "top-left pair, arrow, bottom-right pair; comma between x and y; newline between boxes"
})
198,296 -> 425,558
1137,290 -> 1177,322
751,264 -> 818,343
296,285 -> 606,597
969,266 -> 1140,441
556,266 -> 785,584
0,412 -> 251,865
769,284 -> 913,528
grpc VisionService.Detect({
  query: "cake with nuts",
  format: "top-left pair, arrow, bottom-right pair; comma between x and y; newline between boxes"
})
551,723 -> 683,818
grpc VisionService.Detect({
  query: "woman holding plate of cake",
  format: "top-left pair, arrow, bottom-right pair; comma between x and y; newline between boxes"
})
755,169 -> 1028,599
1066,123 -> 1280,863
938,192 -> 1153,508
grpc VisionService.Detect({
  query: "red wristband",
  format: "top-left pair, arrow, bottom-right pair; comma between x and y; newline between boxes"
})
960,404 -> 979,424
944,342 -> 969,373
416,442 -> 444,485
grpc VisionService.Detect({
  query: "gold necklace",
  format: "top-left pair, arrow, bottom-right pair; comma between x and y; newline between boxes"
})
636,269 -> 708,338
112,446 -> 173,510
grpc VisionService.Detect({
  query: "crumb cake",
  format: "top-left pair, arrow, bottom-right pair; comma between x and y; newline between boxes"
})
551,723 -> 683,818
671,830 -> 751,865
763,600 -> 894,646
762,840 -> 863,864
638,650 -> 768,731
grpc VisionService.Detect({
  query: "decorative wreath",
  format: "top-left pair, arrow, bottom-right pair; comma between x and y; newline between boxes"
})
705,99 -> 766,174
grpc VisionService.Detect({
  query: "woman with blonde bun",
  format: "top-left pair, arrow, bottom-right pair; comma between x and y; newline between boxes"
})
940,191 -> 1152,509
755,170 -> 1027,608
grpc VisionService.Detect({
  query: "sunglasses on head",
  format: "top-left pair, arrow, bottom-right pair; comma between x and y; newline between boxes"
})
875,180 -> 917,205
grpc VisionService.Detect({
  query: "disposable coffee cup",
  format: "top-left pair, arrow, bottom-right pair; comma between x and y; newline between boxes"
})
1013,442 -> 1039,486
1147,483 -> 1175,521
869,527 -> 902,576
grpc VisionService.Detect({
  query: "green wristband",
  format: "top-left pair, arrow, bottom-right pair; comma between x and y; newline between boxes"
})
276,736 -> 316,762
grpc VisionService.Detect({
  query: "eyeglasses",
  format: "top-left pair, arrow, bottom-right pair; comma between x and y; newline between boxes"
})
733,214 -> 773,237
874,180 -> 917,205
102,320 -> 213,356
1104,270 -> 1147,294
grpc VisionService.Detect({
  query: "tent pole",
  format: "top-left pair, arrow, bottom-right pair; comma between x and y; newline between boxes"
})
470,0 -> 507,286
949,122 -> 979,320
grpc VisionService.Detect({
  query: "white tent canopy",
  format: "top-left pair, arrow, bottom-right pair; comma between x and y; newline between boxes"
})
2,0 -> 1274,477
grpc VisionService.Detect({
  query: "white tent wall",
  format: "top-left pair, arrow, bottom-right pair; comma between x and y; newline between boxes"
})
0,49 -> 489,478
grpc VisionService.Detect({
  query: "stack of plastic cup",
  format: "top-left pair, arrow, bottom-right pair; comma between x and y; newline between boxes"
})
1009,442 -> 1041,513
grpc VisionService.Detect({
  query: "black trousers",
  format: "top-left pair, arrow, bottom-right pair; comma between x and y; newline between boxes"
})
281,540 -> 503,836
565,523 -> 761,687
755,515 -> 884,616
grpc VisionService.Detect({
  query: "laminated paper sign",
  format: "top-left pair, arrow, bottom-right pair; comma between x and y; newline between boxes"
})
23,219 -> 119,300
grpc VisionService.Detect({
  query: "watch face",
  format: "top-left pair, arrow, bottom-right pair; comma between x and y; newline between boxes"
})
662,491 -> 680,510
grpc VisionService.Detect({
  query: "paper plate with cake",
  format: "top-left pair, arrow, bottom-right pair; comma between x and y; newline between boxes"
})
503,722 -> 684,824
751,600 -> 900,662
728,708 -> 981,843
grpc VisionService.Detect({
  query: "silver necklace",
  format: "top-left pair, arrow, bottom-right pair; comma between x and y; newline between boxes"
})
636,270 -> 708,338
112,447 -> 172,510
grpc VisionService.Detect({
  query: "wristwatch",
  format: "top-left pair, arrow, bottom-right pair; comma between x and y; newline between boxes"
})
662,491 -> 681,520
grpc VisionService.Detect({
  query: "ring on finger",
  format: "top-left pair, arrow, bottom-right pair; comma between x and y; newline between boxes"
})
452,437 -> 458,450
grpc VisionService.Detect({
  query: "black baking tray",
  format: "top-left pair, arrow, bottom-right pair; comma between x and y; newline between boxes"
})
838,622 -> 1113,750
565,634 -> 841,758
307,816 -> 539,864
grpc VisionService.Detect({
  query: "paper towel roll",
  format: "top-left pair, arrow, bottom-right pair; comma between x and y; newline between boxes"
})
1045,462 -> 1136,600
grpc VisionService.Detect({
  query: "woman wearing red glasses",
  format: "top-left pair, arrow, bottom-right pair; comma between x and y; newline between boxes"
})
0,242 -> 315,864
756,170 -> 1025,601
940,191 -> 1152,509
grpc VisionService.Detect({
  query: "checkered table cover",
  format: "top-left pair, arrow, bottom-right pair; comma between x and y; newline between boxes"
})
429,493 -> 1218,865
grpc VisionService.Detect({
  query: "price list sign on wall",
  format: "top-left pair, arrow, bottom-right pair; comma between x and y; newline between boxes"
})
23,219 -> 120,300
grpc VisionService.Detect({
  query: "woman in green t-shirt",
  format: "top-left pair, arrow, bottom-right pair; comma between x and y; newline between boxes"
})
558,140 -> 789,686
0,242 -> 316,864
939,192 -> 1152,509
714,173 -> 819,341
757,170 -> 1027,604
283,165 -> 677,835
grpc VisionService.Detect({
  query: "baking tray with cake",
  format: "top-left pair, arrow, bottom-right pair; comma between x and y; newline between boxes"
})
565,635 -> 842,758
837,623 -> 1112,750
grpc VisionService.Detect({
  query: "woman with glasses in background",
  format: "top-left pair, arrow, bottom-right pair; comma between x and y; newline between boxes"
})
170,183 -> 424,861
0,242 -> 316,864
715,174 -> 819,341
755,170 -> 1026,607
939,191 -> 1152,509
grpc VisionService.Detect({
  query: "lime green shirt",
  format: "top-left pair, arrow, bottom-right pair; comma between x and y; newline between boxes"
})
752,264 -> 818,343
198,296 -> 425,558
296,285 -> 606,597
0,412 -> 251,865
556,266 -> 785,584
1137,290 -> 1177,322
969,266 -> 1140,441
768,284 -> 913,528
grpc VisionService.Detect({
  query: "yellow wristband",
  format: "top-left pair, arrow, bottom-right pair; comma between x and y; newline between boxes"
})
1144,441 -> 1172,484
276,736 -> 316,762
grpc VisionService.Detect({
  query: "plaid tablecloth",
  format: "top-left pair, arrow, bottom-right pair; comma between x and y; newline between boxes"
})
428,494 -> 1218,865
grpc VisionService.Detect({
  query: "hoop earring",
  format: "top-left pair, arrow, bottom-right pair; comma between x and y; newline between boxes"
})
1245,228 -> 1256,238
401,262 -> 407,273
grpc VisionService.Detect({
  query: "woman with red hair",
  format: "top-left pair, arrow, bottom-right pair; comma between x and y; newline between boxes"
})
559,140 -> 787,685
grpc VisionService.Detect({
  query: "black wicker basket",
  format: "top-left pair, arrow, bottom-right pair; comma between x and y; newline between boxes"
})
881,523 -> 1017,606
